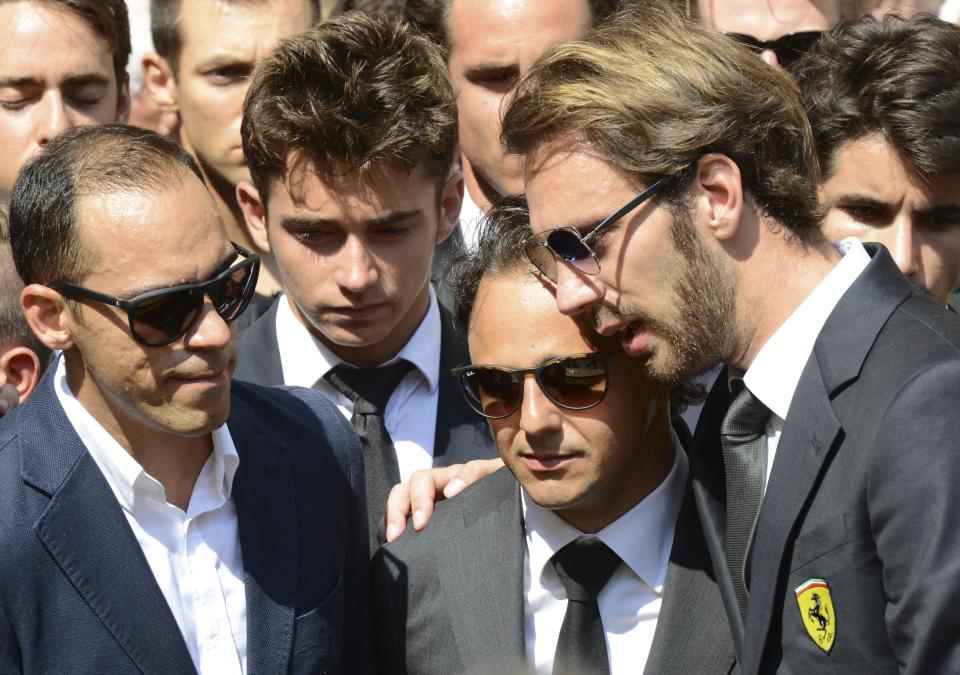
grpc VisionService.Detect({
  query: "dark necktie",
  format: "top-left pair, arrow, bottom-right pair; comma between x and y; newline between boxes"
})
550,538 -> 622,675
325,361 -> 413,547
721,378 -> 770,620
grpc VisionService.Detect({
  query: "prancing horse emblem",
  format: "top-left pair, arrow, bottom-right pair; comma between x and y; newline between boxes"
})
795,579 -> 836,653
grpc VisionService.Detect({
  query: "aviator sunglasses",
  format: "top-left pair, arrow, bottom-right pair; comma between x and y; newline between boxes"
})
726,31 -> 824,67
452,350 -> 623,420
50,242 -> 260,347
523,173 -> 675,284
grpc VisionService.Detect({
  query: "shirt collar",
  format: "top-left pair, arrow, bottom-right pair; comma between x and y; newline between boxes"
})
521,431 -> 689,593
275,288 -> 441,392
53,356 -> 240,511
744,238 -> 870,420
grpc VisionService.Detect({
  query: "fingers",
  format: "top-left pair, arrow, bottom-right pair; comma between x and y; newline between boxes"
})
408,464 -> 463,532
0,384 -> 19,417
385,481 -> 412,543
442,458 -> 504,499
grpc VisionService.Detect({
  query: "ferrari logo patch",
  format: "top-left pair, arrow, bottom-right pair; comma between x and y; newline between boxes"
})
795,578 -> 836,653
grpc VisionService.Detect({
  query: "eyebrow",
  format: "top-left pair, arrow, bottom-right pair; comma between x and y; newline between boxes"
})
280,209 -> 424,230
0,73 -> 110,89
122,249 -> 237,298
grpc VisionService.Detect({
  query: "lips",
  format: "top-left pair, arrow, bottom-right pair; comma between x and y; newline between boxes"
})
621,320 -> 652,357
521,453 -> 579,472
327,303 -> 386,319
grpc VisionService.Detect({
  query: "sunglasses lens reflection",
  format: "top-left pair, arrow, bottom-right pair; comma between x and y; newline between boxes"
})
132,289 -> 203,346
462,369 -> 523,418
541,356 -> 608,409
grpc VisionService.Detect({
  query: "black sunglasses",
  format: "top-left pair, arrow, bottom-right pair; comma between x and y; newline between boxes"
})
452,350 -> 623,420
50,243 -> 260,347
523,174 -> 673,284
726,31 -> 824,67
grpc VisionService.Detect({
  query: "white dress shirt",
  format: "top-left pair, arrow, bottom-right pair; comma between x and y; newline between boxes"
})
521,435 -> 689,674
53,359 -> 246,675
744,237 -> 870,489
275,289 -> 442,482
458,185 -> 487,251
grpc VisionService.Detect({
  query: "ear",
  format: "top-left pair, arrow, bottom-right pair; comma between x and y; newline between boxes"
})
436,171 -> 464,245
236,181 -> 272,253
0,345 -> 42,403
20,284 -> 76,352
115,74 -> 132,123
690,153 -> 743,242
142,52 -> 180,113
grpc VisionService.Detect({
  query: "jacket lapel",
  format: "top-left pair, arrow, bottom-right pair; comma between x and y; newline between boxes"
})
228,396 -> 298,675
22,374 -> 196,674
437,469 -> 526,669
647,482 -> 737,674
234,299 -> 285,387
433,305 -> 496,467
739,245 -> 913,674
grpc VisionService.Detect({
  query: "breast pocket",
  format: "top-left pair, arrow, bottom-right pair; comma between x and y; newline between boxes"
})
790,515 -> 849,572
290,575 -> 344,675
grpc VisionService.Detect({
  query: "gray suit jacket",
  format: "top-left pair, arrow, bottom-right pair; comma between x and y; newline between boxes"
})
0,368 -> 371,673
234,298 -> 496,472
372,466 -> 737,675
691,244 -> 960,674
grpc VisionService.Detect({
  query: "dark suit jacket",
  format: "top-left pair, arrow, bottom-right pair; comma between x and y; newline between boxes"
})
691,244 -> 960,674
0,369 -> 371,674
372,466 -> 737,675
234,298 -> 496,472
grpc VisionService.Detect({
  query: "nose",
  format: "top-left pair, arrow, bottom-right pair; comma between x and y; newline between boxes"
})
885,217 -> 920,281
334,236 -> 378,293
518,375 -> 563,438
34,92 -> 71,147
554,262 -> 605,316
184,301 -> 233,351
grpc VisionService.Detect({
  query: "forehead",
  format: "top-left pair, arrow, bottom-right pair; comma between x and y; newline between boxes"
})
447,0 -> 592,65
824,135 -> 960,207
469,274 -> 609,365
699,0 -> 837,39
0,1 -> 116,86
271,160 -> 440,220
177,0 -> 314,62
76,172 -> 230,283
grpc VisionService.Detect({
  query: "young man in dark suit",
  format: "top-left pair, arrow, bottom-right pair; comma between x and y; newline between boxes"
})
234,13 -> 496,547
373,202 -> 734,675
0,124 -> 369,673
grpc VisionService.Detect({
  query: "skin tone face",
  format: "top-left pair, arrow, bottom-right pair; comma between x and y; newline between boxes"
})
524,141 -> 738,385
698,0 -> 837,67
446,0 -> 592,208
468,273 -> 673,533
821,134 -> 960,306
0,1 -> 128,203
24,173 -> 237,460
238,163 -> 461,367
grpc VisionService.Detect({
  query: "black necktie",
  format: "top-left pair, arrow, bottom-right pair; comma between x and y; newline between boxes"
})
325,361 -> 413,547
720,379 -> 770,620
550,538 -> 622,675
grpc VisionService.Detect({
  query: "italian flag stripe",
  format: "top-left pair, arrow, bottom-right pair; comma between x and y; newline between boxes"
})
795,579 -> 828,596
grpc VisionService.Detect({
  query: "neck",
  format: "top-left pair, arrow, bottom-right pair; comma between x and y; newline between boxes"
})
66,355 -> 212,511
557,397 -> 675,534
461,155 -> 500,214
726,220 -> 841,375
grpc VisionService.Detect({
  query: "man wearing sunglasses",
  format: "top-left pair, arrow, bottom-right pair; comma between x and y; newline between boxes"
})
0,124 -> 370,673
372,201 -> 734,675
235,13 -> 497,551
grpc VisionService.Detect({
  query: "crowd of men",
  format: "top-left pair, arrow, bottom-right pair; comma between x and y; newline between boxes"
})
0,0 -> 959,673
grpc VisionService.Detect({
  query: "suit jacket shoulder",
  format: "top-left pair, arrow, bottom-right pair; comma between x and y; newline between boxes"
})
235,298 -> 284,386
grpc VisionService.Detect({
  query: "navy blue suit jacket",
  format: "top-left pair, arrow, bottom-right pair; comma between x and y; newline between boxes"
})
0,369 -> 371,673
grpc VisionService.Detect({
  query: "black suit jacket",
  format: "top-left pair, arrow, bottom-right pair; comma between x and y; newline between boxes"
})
0,369 -> 370,673
691,244 -> 960,674
372,465 -> 737,675
234,298 -> 496,472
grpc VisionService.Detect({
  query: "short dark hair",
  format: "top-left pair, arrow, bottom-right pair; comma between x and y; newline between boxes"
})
404,0 -> 621,52
793,14 -> 960,181
501,2 -> 824,243
27,0 -> 131,87
9,124 -> 204,286
0,219 -> 51,366
151,0 -> 319,72
242,11 -> 457,201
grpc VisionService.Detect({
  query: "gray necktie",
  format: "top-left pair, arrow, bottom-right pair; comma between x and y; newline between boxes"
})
721,379 -> 770,620
550,538 -> 622,675
325,361 -> 413,548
